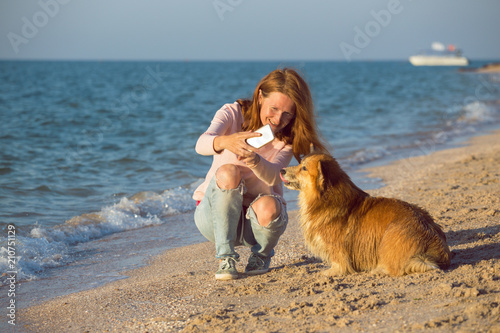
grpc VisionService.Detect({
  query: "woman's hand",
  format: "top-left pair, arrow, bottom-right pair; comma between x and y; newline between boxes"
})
214,131 -> 262,166
238,150 -> 260,167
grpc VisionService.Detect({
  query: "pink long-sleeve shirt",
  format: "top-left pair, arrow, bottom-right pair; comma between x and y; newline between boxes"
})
193,102 -> 294,206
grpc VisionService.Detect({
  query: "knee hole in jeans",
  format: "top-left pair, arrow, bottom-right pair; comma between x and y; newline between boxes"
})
251,196 -> 281,228
215,164 -> 241,190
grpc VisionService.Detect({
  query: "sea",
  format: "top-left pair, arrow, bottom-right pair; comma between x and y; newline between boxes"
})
1,60 -> 500,310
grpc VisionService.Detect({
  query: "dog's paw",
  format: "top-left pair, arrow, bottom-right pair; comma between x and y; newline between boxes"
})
322,263 -> 345,276
370,266 -> 389,276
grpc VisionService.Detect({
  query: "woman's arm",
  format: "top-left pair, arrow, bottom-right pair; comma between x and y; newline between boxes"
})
195,104 -> 260,157
195,106 -> 232,156
246,145 -> 294,186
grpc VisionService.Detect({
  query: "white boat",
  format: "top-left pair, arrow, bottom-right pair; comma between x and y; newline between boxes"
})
409,42 -> 469,66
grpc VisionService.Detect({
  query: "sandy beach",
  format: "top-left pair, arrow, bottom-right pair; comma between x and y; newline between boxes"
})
19,129 -> 500,332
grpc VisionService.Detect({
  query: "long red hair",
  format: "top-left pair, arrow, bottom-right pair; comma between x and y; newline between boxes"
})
237,68 -> 327,162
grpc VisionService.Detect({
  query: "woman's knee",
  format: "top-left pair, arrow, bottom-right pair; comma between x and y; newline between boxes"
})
251,196 -> 281,227
216,164 -> 241,189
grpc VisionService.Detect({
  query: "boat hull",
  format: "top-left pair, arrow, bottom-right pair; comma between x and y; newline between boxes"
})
409,55 -> 469,66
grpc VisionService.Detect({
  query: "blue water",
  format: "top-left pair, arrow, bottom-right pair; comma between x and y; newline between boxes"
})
1,60 -> 500,289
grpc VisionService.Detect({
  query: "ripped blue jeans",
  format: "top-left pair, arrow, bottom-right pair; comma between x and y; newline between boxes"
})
194,175 -> 288,259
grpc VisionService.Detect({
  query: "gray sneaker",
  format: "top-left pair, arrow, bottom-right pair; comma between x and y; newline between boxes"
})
215,257 -> 239,280
245,253 -> 271,275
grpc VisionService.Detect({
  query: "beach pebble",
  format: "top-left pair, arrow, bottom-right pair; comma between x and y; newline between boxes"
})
438,283 -> 454,293
485,209 -> 499,216
454,287 -> 480,298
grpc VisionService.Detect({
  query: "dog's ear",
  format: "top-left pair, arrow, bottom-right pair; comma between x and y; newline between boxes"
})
310,143 -> 321,155
316,159 -> 325,193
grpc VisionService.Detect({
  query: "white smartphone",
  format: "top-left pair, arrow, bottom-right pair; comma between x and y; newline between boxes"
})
246,124 -> 275,148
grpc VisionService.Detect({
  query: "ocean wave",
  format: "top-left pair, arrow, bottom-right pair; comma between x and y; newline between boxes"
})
0,184 -> 198,284
458,100 -> 498,124
343,100 -> 500,168
345,146 -> 391,166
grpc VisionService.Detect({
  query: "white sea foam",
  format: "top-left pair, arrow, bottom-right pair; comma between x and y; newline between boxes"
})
458,101 -> 496,123
0,184 -> 198,283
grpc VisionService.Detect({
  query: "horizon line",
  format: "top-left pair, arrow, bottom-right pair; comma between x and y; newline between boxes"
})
1,57 -> 499,63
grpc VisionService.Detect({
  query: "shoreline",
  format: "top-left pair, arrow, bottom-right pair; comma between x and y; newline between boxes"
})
17,129 -> 500,332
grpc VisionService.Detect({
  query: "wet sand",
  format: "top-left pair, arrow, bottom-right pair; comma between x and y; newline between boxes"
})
20,130 -> 500,332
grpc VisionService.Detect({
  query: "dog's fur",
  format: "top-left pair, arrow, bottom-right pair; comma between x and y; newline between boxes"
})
280,152 -> 451,276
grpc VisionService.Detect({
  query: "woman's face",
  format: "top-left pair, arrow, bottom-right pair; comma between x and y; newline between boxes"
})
259,91 -> 296,134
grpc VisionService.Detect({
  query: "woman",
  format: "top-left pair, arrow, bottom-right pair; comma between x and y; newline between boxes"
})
193,68 -> 326,280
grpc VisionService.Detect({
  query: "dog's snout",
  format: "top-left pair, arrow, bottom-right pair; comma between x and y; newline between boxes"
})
280,169 -> 286,175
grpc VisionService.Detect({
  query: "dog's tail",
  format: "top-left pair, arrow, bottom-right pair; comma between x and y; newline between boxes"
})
403,255 -> 440,274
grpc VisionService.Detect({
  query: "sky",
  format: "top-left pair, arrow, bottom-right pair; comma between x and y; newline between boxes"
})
1,0 -> 499,61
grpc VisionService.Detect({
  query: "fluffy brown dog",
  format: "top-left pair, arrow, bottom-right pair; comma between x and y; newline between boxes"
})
280,152 -> 451,276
